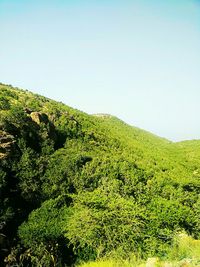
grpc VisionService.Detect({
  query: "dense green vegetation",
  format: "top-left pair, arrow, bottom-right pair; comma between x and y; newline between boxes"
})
0,83 -> 199,266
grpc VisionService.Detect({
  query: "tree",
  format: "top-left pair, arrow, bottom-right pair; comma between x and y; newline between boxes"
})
65,185 -> 145,261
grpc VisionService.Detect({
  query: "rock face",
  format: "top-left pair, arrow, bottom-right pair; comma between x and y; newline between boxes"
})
30,112 -> 49,125
0,131 -> 15,159
93,113 -> 112,118
30,111 -> 57,142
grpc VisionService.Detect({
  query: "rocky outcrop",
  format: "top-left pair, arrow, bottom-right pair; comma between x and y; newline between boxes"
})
93,113 -> 112,119
30,112 -> 49,125
0,131 -> 15,159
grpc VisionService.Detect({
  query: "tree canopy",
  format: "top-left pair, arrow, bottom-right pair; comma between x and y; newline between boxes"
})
0,83 -> 199,266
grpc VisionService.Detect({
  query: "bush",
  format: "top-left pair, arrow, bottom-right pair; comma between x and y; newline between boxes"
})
65,186 -> 145,261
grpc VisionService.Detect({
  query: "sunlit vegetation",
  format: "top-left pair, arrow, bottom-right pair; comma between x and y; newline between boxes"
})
0,83 -> 199,266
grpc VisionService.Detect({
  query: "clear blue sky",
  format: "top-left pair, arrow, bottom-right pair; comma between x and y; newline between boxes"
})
0,0 -> 200,141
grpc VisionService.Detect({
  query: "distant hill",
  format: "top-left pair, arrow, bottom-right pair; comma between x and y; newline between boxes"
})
0,83 -> 199,266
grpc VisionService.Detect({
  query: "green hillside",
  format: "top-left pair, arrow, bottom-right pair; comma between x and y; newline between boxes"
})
0,83 -> 199,266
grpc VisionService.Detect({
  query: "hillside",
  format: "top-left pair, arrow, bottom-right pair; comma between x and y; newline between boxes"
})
0,83 -> 199,267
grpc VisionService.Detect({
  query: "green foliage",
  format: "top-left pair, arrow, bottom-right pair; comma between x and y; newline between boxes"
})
13,147 -> 45,202
0,97 -> 10,110
169,233 -> 200,262
18,196 -> 71,267
18,197 -> 68,247
78,234 -> 200,266
65,187 -> 145,261
0,83 -> 199,266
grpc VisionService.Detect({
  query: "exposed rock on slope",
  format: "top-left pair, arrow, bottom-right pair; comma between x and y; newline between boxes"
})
0,130 -> 15,159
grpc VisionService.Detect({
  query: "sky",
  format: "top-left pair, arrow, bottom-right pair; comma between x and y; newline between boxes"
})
0,0 -> 200,141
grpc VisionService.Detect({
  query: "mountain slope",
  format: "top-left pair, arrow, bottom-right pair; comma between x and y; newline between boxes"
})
0,83 -> 199,266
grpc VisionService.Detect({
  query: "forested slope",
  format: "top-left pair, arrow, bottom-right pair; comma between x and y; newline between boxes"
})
0,83 -> 199,266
